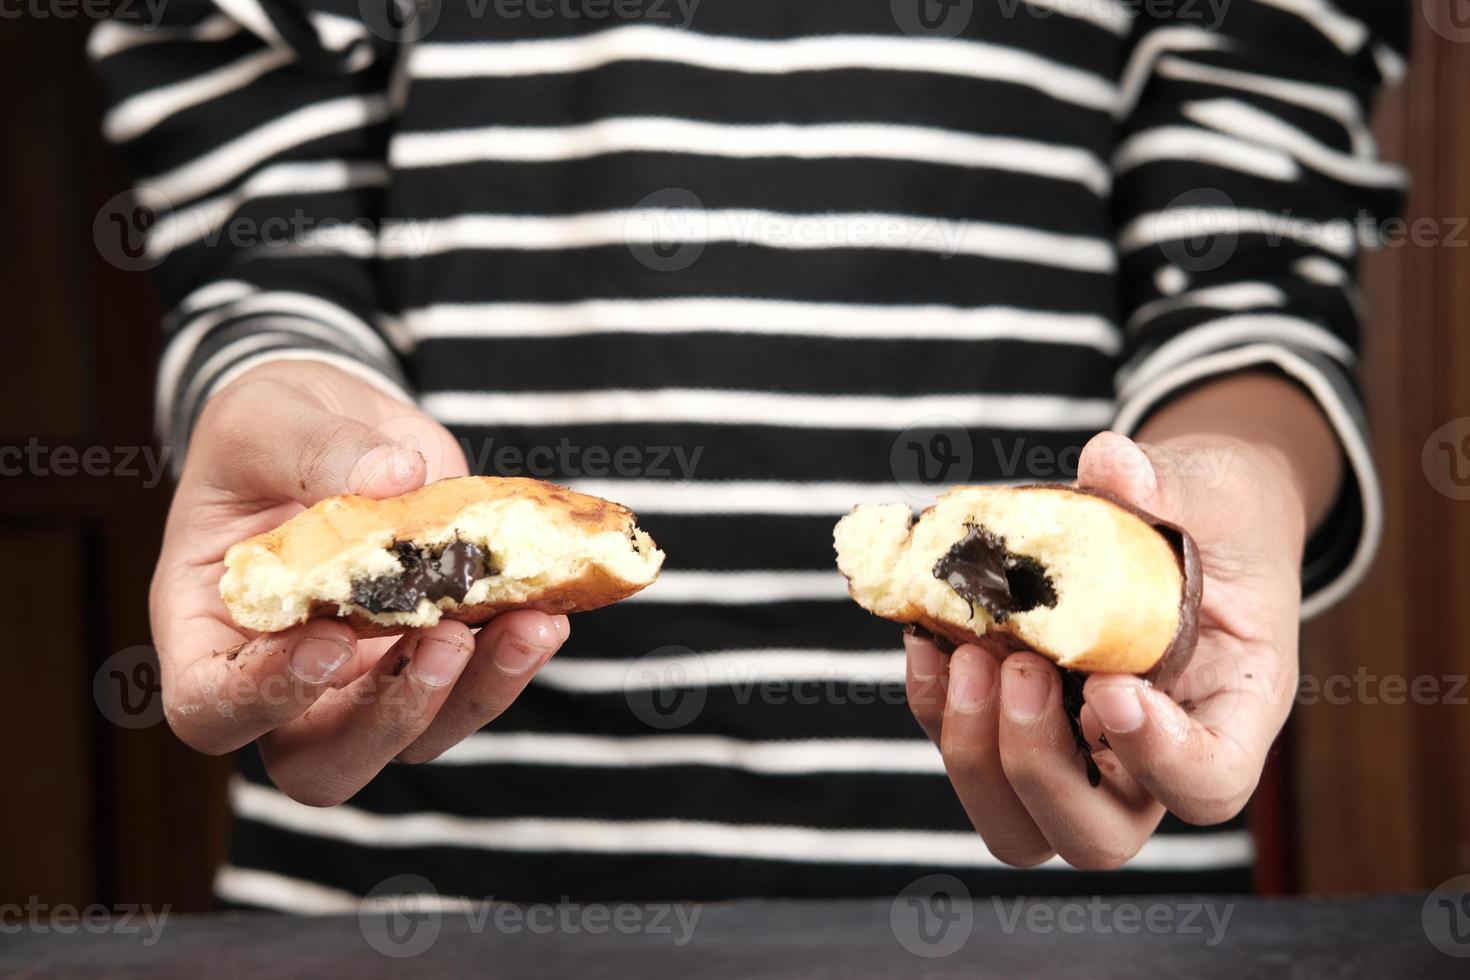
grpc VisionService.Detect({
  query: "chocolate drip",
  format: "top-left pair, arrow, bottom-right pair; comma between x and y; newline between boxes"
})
351,539 -> 493,613
932,524 -> 1057,624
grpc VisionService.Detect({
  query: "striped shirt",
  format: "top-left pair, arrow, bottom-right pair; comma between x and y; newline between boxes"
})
92,0 -> 1405,911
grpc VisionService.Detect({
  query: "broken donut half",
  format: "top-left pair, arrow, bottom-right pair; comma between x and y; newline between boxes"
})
221,476 -> 664,636
833,484 -> 1201,683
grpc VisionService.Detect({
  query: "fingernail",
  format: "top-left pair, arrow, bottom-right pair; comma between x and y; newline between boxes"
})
351,446 -> 422,494
949,656 -> 995,713
1002,662 -> 1050,723
289,635 -> 353,684
1088,682 -> 1146,733
904,634 -> 945,681
493,628 -> 554,676
411,635 -> 472,687
386,447 -> 423,487
550,615 -> 571,641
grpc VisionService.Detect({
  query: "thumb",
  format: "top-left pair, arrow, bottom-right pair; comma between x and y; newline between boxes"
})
282,405 -> 428,504
203,390 -> 427,505
1076,430 -> 1196,528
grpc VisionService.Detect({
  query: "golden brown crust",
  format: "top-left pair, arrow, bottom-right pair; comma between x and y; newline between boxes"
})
238,476 -> 636,573
223,476 -> 662,634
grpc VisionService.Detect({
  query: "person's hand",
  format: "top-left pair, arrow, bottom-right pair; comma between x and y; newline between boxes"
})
905,429 -> 1305,868
150,360 -> 569,806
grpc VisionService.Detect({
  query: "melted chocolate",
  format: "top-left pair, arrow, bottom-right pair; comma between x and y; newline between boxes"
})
932,524 -> 1057,624
351,539 -> 493,613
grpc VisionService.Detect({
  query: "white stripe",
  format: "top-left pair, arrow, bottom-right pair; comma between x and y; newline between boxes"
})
149,160 -> 389,256
616,572 -> 853,607
215,865 -> 478,915
1117,314 -> 1354,397
421,389 -> 1115,431
156,291 -> 397,427
362,209 -> 1113,272
215,866 -> 365,914
1372,42 -> 1406,85
1113,126 -> 1300,182
87,14 -> 242,60
436,733 -> 946,775
1113,342 -> 1379,619
539,650 -> 897,693
564,480 -> 930,516
167,279 -> 256,326
1117,207 -> 1359,258
404,299 -> 1122,351
411,27 -> 1118,112
229,779 -> 1254,870
104,48 -> 292,143
1025,0 -> 1132,35
1117,26 -> 1230,116
1292,255 -> 1366,320
145,95 -> 391,205
1183,99 -> 1405,188
1125,281 -> 1289,334
390,117 -> 1111,192
1155,55 -> 1376,157
1250,0 -> 1368,53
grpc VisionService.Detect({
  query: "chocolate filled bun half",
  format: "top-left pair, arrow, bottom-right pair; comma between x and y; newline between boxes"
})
833,484 -> 1201,683
221,476 -> 664,636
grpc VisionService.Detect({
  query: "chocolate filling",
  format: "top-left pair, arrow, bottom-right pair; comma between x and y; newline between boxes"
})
351,539 -> 493,614
932,524 -> 1057,624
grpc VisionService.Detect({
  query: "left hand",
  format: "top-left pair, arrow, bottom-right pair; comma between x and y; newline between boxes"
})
906,429 -> 1306,869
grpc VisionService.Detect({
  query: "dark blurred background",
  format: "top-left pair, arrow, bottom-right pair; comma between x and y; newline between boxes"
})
1,10 -> 1467,915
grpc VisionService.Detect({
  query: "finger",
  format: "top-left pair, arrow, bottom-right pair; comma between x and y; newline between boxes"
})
1076,430 -> 1202,530
1083,669 -> 1285,825
998,653 -> 1162,870
258,620 -> 475,806
159,616 -> 360,756
200,389 -> 427,505
939,644 -> 1054,867
903,631 -> 949,744
398,611 -> 569,763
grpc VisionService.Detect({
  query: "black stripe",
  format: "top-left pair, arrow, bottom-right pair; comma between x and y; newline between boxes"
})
417,335 -> 1115,396
404,63 -> 1113,145
444,424 -> 1104,483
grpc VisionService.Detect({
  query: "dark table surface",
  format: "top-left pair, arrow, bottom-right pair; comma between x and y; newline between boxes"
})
2,893 -> 1465,978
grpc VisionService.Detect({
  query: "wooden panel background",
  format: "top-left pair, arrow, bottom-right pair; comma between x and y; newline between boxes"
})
1297,10 -> 1470,892
0,10 -> 1464,913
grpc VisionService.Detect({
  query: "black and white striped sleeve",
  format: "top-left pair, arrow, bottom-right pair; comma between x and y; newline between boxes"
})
1109,0 -> 1408,617
89,0 -> 412,461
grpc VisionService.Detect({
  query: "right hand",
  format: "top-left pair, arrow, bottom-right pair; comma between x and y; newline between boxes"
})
150,360 -> 569,806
